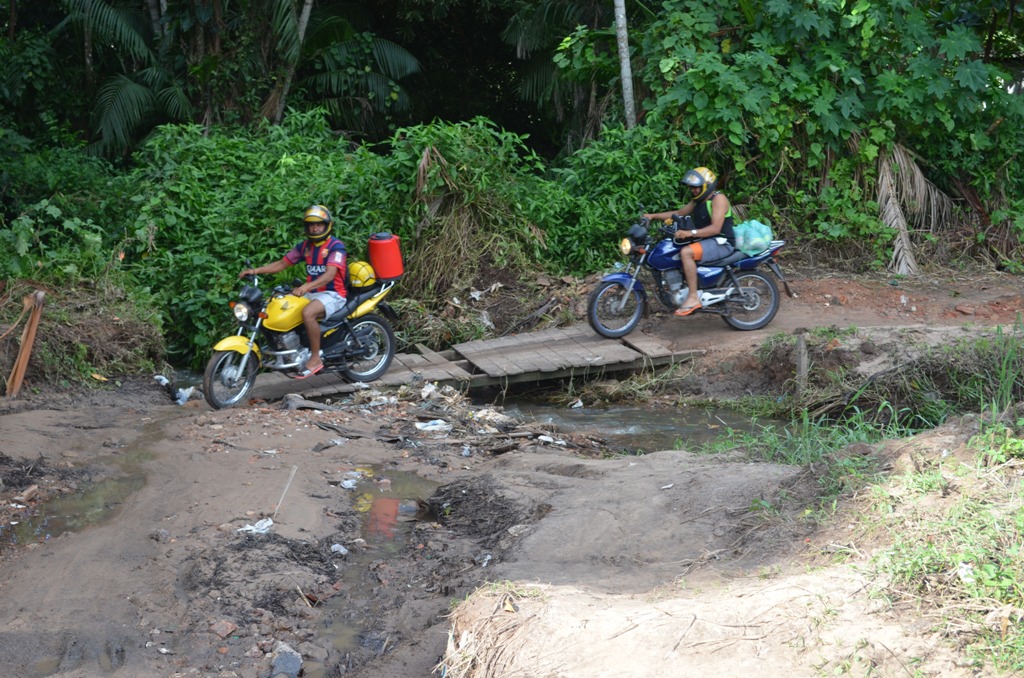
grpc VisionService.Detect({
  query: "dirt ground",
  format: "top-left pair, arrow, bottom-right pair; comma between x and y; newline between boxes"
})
0,268 -> 1021,678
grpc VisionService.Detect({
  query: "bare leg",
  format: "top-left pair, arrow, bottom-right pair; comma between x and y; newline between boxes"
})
302,300 -> 325,371
679,245 -> 701,308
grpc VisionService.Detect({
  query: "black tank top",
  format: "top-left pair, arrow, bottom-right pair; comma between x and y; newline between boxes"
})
692,192 -> 735,244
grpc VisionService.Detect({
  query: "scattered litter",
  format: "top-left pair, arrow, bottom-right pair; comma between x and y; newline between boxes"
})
415,419 -> 453,435
339,479 -> 358,490
236,518 -> 273,534
570,398 -> 584,409
537,435 -> 554,443
474,552 -> 493,568
957,562 -> 975,584
472,408 -> 516,426
153,374 -> 170,386
175,386 -> 194,405
661,483 -> 674,490
461,445 -> 472,457
330,543 -> 349,556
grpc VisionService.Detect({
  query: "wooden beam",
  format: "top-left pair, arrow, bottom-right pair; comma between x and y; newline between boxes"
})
5,290 -> 45,399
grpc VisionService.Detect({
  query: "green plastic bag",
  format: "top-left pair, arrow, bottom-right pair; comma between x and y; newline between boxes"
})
734,220 -> 773,255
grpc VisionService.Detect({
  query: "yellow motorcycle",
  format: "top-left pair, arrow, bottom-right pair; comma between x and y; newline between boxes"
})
203,233 -> 404,409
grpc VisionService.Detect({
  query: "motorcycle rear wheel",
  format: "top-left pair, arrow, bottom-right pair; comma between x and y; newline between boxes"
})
722,271 -> 779,330
588,281 -> 643,338
203,350 -> 259,409
341,313 -> 396,382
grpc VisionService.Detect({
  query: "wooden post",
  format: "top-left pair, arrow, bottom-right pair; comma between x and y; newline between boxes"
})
5,290 -> 45,398
795,329 -> 808,395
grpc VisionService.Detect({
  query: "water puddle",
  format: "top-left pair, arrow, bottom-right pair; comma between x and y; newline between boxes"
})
1,422 -> 160,547
7,472 -> 147,545
313,468 -> 438,674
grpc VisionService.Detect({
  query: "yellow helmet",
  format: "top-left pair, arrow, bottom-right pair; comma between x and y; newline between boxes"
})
303,205 -> 333,244
680,167 -> 717,203
348,260 -> 376,287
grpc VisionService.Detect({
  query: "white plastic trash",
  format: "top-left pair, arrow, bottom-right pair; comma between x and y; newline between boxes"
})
236,518 -> 273,534
415,419 -> 453,434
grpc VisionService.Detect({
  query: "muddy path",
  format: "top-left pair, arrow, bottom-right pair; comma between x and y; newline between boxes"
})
0,268 -> 1020,677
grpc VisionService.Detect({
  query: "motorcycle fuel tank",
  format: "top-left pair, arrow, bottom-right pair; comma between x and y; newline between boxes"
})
646,239 -> 681,270
263,294 -> 308,332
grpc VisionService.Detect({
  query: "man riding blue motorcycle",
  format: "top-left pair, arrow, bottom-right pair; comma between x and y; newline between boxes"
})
643,167 -> 734,317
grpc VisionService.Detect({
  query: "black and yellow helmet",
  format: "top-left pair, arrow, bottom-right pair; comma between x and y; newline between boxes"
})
348,260 -> 376,288
303,205 -> 333,245
679,167 -> 717,203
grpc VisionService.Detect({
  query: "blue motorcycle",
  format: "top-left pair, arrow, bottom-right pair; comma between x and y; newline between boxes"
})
588,216 -> 794,338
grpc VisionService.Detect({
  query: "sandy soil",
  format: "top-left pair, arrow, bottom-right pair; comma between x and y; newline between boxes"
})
0,268 -> 1021,678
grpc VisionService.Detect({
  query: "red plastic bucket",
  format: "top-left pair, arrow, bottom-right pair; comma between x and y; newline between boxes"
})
368,233 -> 404,280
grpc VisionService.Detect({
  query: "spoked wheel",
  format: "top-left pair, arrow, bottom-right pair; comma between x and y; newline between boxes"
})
722,271 -> 780,330
588,281 -> 644,338
203,350 -> 259,409
341,314 -> 396,382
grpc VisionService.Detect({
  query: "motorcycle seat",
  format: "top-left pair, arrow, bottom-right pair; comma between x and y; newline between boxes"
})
703,249 -> 747,268
322,281 -> 387,327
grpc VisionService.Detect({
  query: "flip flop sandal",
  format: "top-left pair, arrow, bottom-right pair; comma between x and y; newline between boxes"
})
295,363 -> 324,380
674,302 -> 702,317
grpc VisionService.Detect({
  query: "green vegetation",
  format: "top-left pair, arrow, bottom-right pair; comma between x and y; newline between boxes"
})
0,2 -> 1022,379
867,424 -> 1024,671
680,325 -> 1024,671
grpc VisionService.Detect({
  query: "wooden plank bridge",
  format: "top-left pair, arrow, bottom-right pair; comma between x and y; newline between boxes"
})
252,325 -> 703,402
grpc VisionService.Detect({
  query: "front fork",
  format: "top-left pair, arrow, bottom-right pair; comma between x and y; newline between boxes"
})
210,320 -> 263,384
600,263 -> 647,313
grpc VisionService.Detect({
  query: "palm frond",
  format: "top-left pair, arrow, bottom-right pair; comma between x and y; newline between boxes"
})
370,38 -> 422,80
266,0 -> 301,64
302,15 -> 356,54
502,0 -> 595,57
156,84 -> 194,121
878,152 -> 919,276
888,144 -> 958,233
62,0 -> 153,65
93,73 -> 155,151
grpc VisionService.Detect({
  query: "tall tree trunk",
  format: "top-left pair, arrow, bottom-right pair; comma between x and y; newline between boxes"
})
83,12 -> 95,93
212,0 -> 222,55
273,0 -> 315,124
612,0 -> 636,129
145,0 -> 162,41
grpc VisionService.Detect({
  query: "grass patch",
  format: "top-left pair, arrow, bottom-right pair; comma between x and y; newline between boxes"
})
689,404 -> 915,499
866,429 -> 1024,672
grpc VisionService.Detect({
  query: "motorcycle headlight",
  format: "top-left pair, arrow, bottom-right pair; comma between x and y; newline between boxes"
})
232,302 -> 251,322
619,238 -> 633,256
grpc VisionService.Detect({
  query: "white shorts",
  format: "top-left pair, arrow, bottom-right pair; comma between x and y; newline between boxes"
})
306,290 -> 347,318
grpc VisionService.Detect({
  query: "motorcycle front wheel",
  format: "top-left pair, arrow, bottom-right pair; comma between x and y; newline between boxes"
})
341,314 -> 396,382
203,350 -> 259,409
722,271 -> 780,330
588,281 -> 643,338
